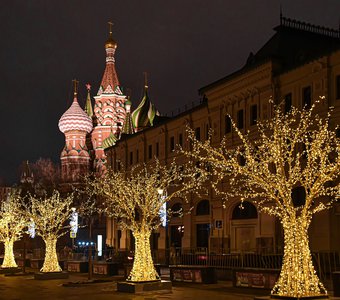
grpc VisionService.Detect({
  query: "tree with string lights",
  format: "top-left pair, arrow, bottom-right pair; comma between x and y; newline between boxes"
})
27,190 -> 73,273
86,159 -> 206,282
0,192 -> 27,269
182,98 -> 339,298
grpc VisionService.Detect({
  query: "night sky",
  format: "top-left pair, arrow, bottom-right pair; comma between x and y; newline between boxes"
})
1,0 -> 339,184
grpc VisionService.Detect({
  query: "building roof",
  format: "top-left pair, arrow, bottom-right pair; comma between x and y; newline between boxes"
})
199,16 -> 340,94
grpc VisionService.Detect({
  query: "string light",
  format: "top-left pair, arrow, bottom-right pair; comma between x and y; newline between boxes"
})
85,159 -> 207,282
182,98 -> 339,298
28,191 -> 73,273
0,192 -> 27,268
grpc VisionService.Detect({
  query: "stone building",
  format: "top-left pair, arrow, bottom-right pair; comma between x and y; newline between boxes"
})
104,17 -> 340,255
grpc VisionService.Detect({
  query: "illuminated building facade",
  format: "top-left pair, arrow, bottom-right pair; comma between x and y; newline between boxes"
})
104,17 -> 340,256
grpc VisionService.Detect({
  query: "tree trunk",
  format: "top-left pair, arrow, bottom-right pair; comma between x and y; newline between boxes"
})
127,229 -> 160,282
41,237 -> 62,273
1,239 -> 17,268
272,216 -> 327,297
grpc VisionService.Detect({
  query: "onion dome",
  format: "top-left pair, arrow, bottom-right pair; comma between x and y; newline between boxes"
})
105,35 -> 117,49
102,130 -> 117,149
131,85 -> 158,130
59,83 -> 93,134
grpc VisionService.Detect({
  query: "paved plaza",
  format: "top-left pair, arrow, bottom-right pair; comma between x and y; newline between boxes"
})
0,272 -> 339,300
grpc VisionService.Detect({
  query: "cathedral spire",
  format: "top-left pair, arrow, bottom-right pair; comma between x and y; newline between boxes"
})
98,21 -> 120,95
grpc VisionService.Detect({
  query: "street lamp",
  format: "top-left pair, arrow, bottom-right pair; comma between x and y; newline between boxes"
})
157,188 -> 168,265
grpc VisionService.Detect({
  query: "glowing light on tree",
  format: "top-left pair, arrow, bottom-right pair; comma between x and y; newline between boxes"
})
0,192 -> 27,268
182,98 -> 339,298
27,191 -> 73,273
86,160 -> 206,282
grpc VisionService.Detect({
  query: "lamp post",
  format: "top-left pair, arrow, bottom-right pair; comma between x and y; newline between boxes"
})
157,188 -> 168,265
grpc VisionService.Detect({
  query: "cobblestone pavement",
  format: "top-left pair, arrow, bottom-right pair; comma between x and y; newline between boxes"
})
0,273 -> 338,300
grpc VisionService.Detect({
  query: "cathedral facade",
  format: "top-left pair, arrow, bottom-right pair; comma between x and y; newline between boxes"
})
58,27 -> 159,182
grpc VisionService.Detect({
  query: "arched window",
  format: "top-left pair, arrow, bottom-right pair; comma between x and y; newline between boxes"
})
196,200 -> 210,216
171,203 -> 182,218
232,201 -> 257,220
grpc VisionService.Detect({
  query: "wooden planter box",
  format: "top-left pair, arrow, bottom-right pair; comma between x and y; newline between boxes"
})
30,259 -> 44,269
170,265 -> 217,284
67,261 -> 88,273
233,268 -> 279,289
16,258 -> 30,268
93,262 -> 119,276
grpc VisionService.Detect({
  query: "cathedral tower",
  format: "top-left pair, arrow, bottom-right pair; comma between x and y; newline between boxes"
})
58,80 -> 93,183
91,22 -> 128,172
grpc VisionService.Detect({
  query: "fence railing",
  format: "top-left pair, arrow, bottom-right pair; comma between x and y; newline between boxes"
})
169,248 -> 340,281
10,247 -> 340,281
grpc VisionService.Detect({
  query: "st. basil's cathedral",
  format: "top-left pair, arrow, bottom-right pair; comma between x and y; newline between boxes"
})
58,26 -> 159,182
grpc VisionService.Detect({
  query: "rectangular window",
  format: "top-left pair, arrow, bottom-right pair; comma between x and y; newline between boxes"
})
170,136 -> 175,151
284,93 -> 292,113
156,142 -> 159,157
195,127 -> 201,141
336,75 -> 340,100
129,151 -> 133,165
237,109 -> 244,129
250,104 -> 257,126
148,145 -> 152,159
303,86 -> 312,108
225,115 -> 232,134
179,133 -> 183,147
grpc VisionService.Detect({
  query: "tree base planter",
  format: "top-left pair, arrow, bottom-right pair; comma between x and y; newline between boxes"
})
34,271 -> 69,280
117,280 -> 172,293
254,295 -> 329,300
270,296 -> 329,299
0,267 -> 21,274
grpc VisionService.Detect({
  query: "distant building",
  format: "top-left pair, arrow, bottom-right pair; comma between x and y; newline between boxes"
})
104,16 -> 340,256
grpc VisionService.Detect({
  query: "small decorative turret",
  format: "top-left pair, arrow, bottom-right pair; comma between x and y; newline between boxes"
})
84,83 -> 94,118
121,97 -> 135,135
131,73 -> 159,132
20,160 -> 34,184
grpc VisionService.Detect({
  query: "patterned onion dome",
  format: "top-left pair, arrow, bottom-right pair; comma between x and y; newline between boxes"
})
131,86 -> 157,129
59,98 -> 93,133
102,131 -> 117,149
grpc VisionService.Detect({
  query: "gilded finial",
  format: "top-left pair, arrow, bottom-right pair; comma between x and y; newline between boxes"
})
144,72 -> 148,89
105,21 -> 117,49
72,79 -> 79,97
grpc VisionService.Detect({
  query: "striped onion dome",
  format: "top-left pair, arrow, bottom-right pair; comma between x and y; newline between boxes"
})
131,86 -> 157,129
102,131 -> 117,149
59,97 -> 93,133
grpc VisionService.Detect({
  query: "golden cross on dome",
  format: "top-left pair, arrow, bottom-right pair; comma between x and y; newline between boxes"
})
108,21 -> 113,35
72,79 -> 79,96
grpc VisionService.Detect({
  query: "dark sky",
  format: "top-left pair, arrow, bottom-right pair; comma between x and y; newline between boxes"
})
0,0 -> 339,184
